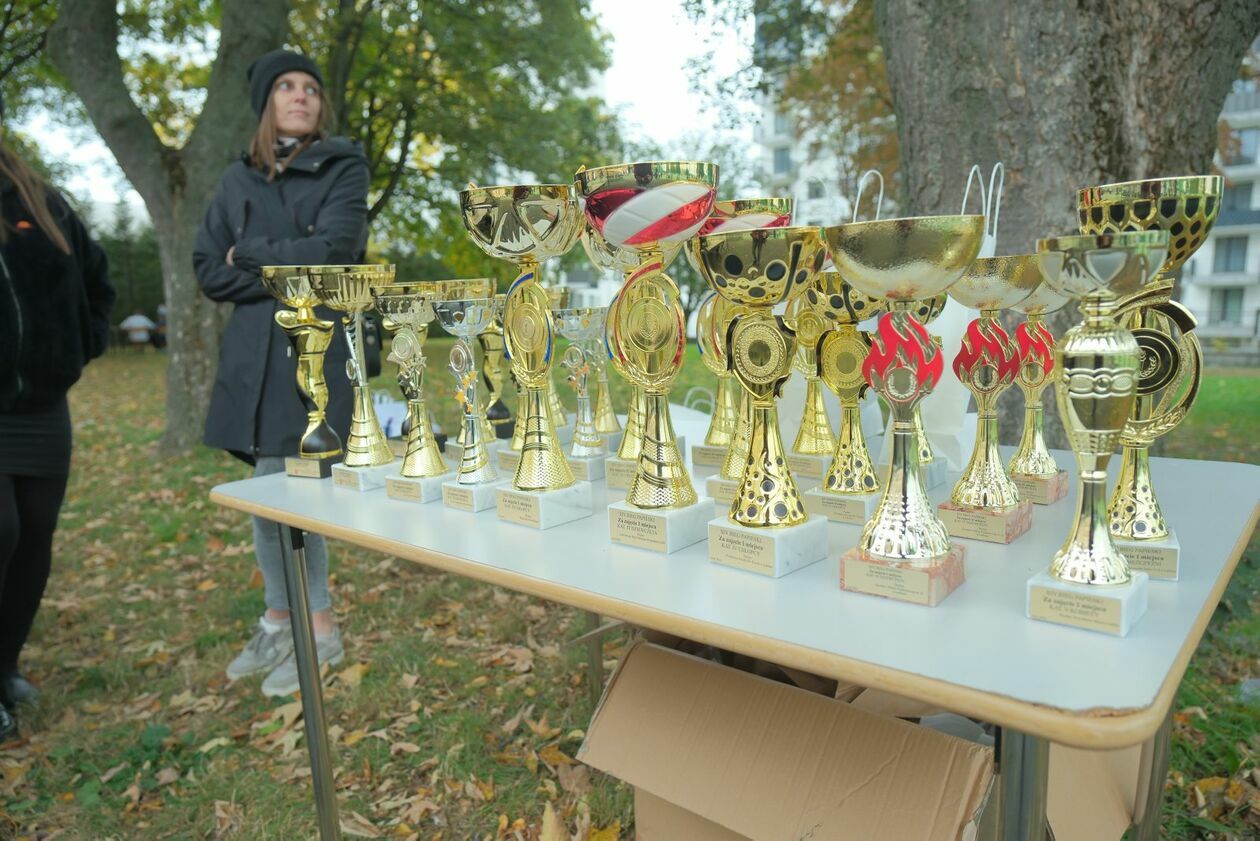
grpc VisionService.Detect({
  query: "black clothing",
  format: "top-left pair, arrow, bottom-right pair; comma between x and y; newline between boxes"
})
0,182 -> 114,413
0,397 -> 70,477
0,472 -> 68,674
247,49 -> 324,117
194,136 -> 368,460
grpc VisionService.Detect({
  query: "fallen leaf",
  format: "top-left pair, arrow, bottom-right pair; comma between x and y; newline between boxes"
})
556,763 -> 590,796
540,802 -> 566,841
155,766 -> 180,786
340,811 -> 383,838
99,762 -> 128,784
501,703 -> 534,735
390,741 -> 421,756
538,744 -> 574,768
338,663 -> 369,687
198,736 -> 232,754
588,820 -> 621,841
196,579 -> 218,592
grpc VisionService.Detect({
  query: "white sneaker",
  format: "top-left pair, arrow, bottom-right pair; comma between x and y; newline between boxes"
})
261,628 -> 345,697
226,619 -> 294,681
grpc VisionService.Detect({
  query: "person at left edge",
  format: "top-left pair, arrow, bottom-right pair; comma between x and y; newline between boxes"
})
193,48 -> 368,698
0,89 -> 115,741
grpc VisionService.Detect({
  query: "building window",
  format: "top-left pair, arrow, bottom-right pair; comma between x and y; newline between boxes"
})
807,181 -> 825,200
1223,182 -> 1253,211
1210,287 -> 1245,324
774,111 -> 790,136
1214,236 -> 1248,273
773,147 -> 792,175
1227,128 -> 1259,165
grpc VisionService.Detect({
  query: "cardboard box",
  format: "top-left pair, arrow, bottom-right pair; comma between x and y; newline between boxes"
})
579,641 -> 995,840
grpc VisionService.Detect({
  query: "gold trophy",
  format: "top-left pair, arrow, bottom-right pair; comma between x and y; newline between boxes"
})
685,197 -> 794,479
577,160 -> 718,554
935,253 -> 1062,544
459,184 -> 591,529
260,266 -> 343,478
1077,176 -> 1220,580
544,286 -> 573,435
554,306 -> 609,481
370,282 -> 452,502
575,160 -> 717,513
308,264 -> 396,490
578,220 -> 684,489
1027,231 -> 1169,636
800,274 -> 887,524
696,226 -> 831,576
823,215 -> 985,606
433,294 -> 506,511
1007,279 -> 1072,505
479,293 -> 515,443
785,292 -> 835,477
879,293 -> 950,489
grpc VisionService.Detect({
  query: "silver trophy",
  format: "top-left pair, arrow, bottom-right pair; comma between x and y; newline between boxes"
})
555,307 -> 610,459
433,297 -> 502,485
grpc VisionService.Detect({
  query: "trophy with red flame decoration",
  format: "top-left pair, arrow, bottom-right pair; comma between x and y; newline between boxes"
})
1007,279 -> 1071,504
823,215 -> 985,606
1026,230 -> 1167,636
935,255 -> 1061,545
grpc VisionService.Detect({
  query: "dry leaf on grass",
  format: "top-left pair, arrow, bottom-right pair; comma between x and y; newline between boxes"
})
340,811 -> 383,838
338,662 -> 370,687
154,767 -> 180,786
540,802 -> 567,841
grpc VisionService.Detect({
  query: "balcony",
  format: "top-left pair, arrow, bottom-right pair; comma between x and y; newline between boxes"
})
1216,207 -> 1260,227
1185,270 -> 1257,288
1225,89 -> 1260,115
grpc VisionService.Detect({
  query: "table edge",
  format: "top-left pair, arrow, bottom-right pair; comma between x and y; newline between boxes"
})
209,485 -> 1259,750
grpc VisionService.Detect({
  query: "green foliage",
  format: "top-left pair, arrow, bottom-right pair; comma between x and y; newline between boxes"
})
94,198 -> 165,320
0,0 -> 62,119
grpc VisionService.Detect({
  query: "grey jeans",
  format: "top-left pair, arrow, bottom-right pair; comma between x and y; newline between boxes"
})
252,457 -> 332,613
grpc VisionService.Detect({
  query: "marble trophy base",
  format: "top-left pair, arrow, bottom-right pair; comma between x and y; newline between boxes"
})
446,438 -> 501,464
496,482 -> 594,530
786,453 -> 832,483
285,454 -> 340,479
386,472 -> 452,503
497,448 -> 523,474
332,461 -> 399,492
442,479 -> 508,512
707,516 -> 828,579
705,476 -> 740,507
937,499 -> 1033,544
605,436 -> 688,491
840,544 -> 967,607
387,438 -> 408,459
1011,470 -> 1069,505
1114,530 -> 1180,581
1026,570 -> 1150,636
690,443 -> 729,477
566,453 -> 607,482
609,498 -> 713,554
803,487 -> 880,525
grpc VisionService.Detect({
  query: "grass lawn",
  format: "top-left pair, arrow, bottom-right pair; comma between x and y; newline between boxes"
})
0,351 -> 1255,840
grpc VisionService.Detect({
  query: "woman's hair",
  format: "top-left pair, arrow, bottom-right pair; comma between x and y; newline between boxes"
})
0,141 -> 71,254
247,79 -> 333,182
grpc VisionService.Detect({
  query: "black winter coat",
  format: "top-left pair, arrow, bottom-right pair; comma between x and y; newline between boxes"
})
194,137 -> 369,461
0,181 -> 114,413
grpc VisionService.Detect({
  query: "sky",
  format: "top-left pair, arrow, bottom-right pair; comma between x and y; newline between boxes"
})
17,0 -> 756,228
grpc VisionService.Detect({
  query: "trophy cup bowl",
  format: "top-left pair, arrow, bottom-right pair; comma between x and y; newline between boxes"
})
308,264 -> 396,468
1035,231 -> 1169,585
684,197 -> 794,273
696,225 -> 828,528
1077,176 -> 1217,550
458,184 -> 583,493
819,215 -> 984,571
1008,276 -> 1072,485
261,266 -> 342,469
576,160 -> 719,510
554,306 -> 610,460
941,254 -> 1061,524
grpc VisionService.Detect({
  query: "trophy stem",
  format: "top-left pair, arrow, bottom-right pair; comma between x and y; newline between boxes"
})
731,399 -> 807,527
276,311 -> 342,459
1009,402 -> 1056,476
1052,460 -> 1132,585
792,376 -> 835,455
823,401 -> 880,494
912,405 -> 934,465
402,397 -> 447,478
1108,445 -> 1169,540
570,391 -> 605,458
456,383 -> 497,485
343,313 -> 393,467
513,386 -> 575,491
479,330 -> 513,440
594,368 -> 621,435
548,373 -> 570,427
616,387 -> 647,461
627,391 -> 696,509
953,413 -> 1020,508
720,389 -> 753,480
861,415 -> 952,564
510,389 -> 527,452
704,375 -> 739,447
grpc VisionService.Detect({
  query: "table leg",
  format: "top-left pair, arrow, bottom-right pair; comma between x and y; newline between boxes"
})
584,611 -> 604,708
998,727 -> 1051,841
1130,706 -> 1173,841
277,524 -> 342,841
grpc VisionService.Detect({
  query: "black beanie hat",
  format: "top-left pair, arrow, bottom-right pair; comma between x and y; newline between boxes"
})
247,49 -> 323,118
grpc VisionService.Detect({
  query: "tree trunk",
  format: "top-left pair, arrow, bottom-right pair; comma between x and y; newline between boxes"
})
49,0 -> 287,453
874,0 -> 1260,448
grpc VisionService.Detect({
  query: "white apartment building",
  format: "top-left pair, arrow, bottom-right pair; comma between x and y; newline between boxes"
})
755,86 -> 852,228
1182,81 -> 1260,357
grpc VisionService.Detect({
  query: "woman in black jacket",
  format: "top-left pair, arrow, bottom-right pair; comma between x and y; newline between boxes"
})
194,49 -> 368,698
0,100 -> 115,740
